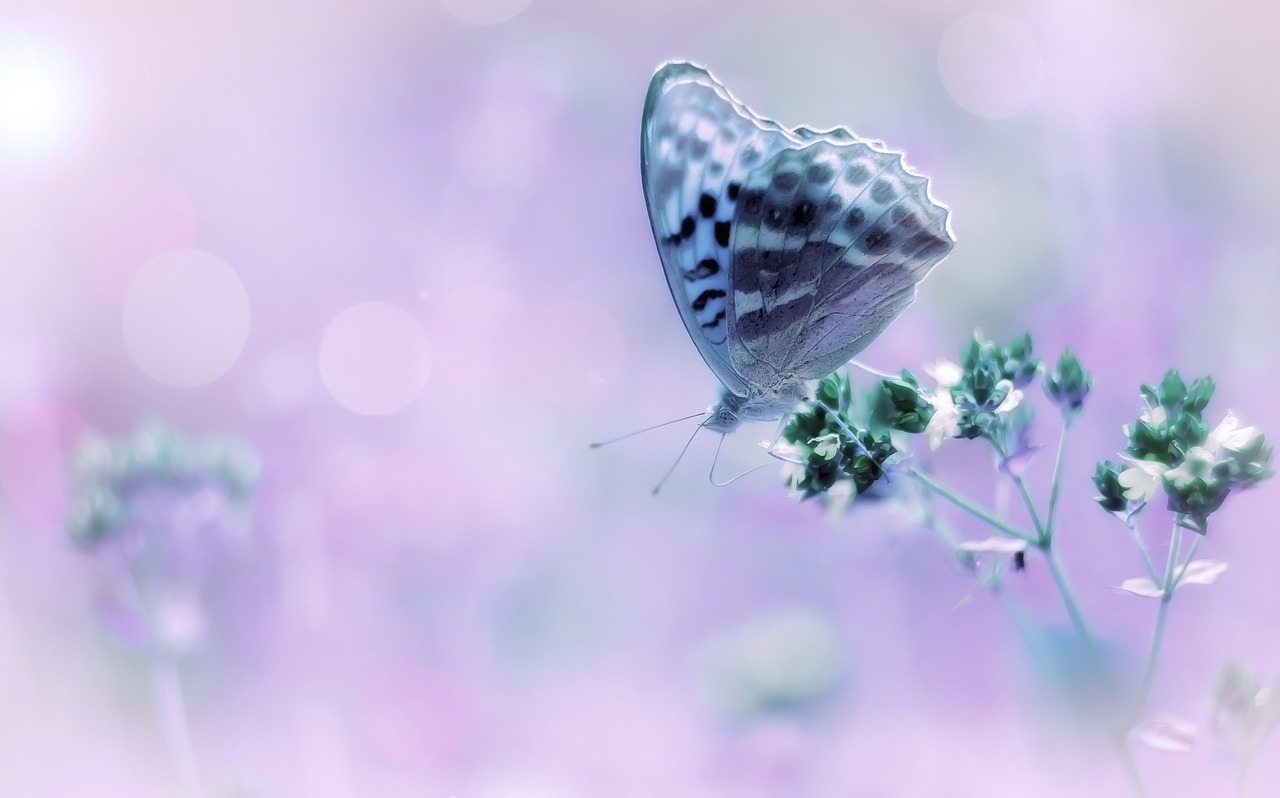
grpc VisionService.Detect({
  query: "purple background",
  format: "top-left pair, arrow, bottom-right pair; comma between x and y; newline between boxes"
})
2,0 -> 1278,795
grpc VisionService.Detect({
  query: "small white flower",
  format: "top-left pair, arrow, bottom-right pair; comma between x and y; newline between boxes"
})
994,385 -> 1023,415
925,390 -> 960,451
1163,446 -> 1217,488
1207,411 -> 1257,454
1141,405 -> 1169,426
1118,458 -> 1169,503
812,433 -> 840,460
924,358 -> 964,389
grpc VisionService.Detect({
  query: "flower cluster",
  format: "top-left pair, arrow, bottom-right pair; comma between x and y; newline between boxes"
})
780,333 -> 1093,506
68,422 -> 261,547
780,371 -> 896,502
1093,371 -> 1273,533
878,333 -> 1047,452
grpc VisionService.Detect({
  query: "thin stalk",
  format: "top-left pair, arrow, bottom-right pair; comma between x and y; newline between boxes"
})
1132,522 -> 1184,722
907,467 -> 1037,544
1040,543 -> 1099,657
151,656 -> 203,798
1045,419 -> 1070,542
1172,533 -> 1203,584
1127,521 -> 1161,583
990,439 -> 1047,542
1111,732 -> 1151,798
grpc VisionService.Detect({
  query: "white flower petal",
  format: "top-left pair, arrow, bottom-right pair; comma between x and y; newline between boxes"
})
1117,577 -> 1165,598
994,388 -> 1023,415
958,537 -> 1028,554
1135,714 -> 1197,752
1177,559 -> 1228,587
1141,406 -> 1168,426
924,358 -> 963,388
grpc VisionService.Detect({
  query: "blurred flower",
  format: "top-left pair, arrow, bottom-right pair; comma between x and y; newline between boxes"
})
65,422 -> 261,654
695,608 -> 846,720
923,358 -> 963,388
925,386 -> 960,450
1207,662 -> 1280,762
1043,348 -> 1092,421
1134,714 -> 1197,752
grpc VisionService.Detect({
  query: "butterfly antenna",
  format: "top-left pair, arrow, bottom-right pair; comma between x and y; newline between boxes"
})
849,359 -> 896,380
651,423 -> 703,496
709,433 -> 772,487
590,411 -> 708,448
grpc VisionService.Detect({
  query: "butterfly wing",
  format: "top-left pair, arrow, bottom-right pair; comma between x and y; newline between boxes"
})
726,135 -> 954,384
640,61 -> 800,397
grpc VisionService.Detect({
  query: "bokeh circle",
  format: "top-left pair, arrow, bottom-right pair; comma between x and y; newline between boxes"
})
318,302 -> 431,416
122,249 -> 251,387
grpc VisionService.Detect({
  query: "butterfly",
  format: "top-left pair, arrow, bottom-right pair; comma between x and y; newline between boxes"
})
641,61 -> 955,434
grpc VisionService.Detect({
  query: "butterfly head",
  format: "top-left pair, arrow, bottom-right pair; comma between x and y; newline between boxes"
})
703,380 -> 809,434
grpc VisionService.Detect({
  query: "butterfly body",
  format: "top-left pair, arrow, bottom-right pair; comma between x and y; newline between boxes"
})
640,61 -> 955,433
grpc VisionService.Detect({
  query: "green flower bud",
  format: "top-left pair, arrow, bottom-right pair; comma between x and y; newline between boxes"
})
1043,348 -> 1092,420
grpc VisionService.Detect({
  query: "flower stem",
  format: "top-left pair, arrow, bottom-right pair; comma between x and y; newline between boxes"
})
1045,419 -> 1070,542
1040,543 -> 1099,658
1111,732 -> 1151,798
151,655 -> 203,798
1132,522 -> 1184,723
990,439 -> 1048,541
1127,521 -> 1161,583
907,467 -> 1037,544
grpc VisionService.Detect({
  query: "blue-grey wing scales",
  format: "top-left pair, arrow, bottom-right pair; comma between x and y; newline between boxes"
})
727,131 -> 954,385
640,61 -> 795,396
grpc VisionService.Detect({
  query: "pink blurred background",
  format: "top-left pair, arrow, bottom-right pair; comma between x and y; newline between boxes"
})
2,0 -> 1279,795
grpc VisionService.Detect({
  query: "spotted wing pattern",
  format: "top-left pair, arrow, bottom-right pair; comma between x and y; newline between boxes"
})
640,62 -> 795,395
640,61 -> 954,396
728,140 -> 954,384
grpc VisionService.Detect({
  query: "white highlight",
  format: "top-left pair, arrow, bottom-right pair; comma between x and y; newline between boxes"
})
437,0 -> 532,25
122,249 -> 251,388
0,26 -> 87,168
938,12 -> 1044,119
319,302 -> 431,416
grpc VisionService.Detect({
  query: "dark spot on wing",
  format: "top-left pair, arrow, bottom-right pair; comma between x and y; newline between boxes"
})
905,232 -> 953,258
715,221 -> 731,247
692,288 -> 726,312
699,193 -> 717,218
700,310 -> 726,329
707,161 -> 725,178
790,201 -> 815,229
861,227 -> 892,253
806,163 -> 835,184
727,182 -> 740,200
870,179 -> 895,205
681,216 -> 695,238
741,146 -> 760,166
773,172 -> 800,191
764,206 -> 788,230
688,258 -> 720,279
843,207 -> 865,230
891,206 -> 922,231
823,195 -> 843,214
690,138 -> 708,159
741,190 -> 765,216
843,164 -> 871,185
